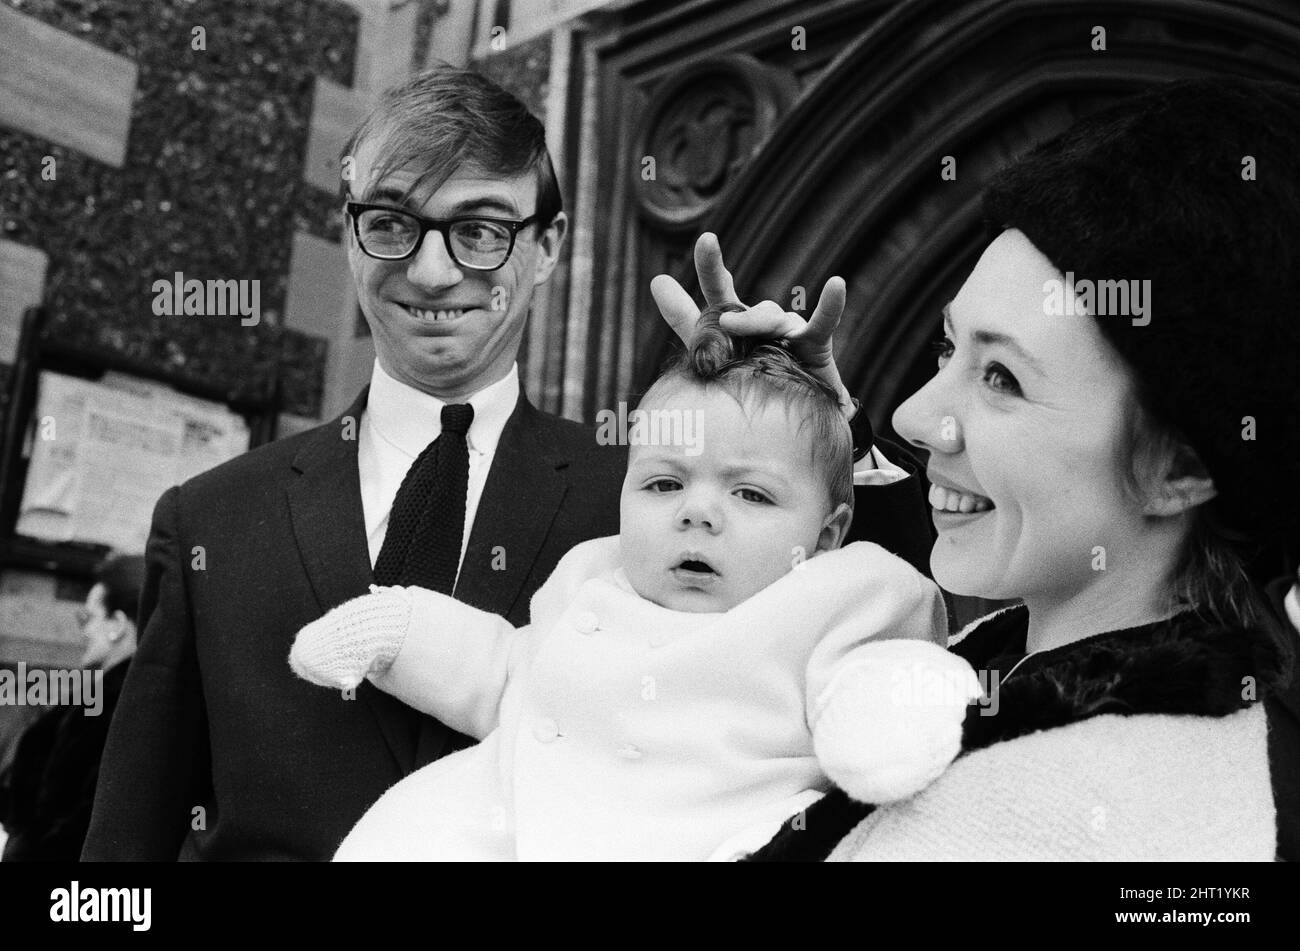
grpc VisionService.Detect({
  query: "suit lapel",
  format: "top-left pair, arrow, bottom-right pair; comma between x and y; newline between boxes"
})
285,387 -> 418,773
286,389 -> 373,611
454,393 -> 570,622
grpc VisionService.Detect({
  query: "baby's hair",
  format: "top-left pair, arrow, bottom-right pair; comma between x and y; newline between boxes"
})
646,303 -> 854,512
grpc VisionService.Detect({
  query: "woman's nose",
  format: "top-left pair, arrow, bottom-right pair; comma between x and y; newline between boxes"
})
892,375 -> 963,455
406,231 -> 463,290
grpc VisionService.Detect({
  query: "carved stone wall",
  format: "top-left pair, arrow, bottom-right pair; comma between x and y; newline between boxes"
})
550,0 -> 896,420
0,0 -> 359,420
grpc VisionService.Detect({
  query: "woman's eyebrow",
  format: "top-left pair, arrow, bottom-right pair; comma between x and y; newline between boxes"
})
972,329 -> 1045,375
943,303 -> 1045,375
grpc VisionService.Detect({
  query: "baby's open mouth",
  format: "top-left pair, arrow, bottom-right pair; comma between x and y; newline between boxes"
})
672,554 -> 720,587
676,559 -> 716,574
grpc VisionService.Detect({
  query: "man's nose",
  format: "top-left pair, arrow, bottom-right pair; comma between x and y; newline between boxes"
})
405,231 -> 463,290
892,373 -> 963,455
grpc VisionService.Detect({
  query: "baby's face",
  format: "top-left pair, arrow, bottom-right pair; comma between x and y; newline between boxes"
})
620,384 -> 847,612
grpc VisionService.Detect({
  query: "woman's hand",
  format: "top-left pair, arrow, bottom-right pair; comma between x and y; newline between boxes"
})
650,232 -> 856,417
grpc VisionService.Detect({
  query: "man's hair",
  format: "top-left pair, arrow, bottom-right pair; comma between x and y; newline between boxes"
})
645,304 -> 854,513
341,64 -> 562,227
95,553 -> 146,625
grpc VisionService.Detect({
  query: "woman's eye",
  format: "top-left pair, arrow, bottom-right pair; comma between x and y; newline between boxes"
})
930,335 -> 955,365
983,362 -> 1022,396
736,488 -> 771,504
645,478 -> 681,492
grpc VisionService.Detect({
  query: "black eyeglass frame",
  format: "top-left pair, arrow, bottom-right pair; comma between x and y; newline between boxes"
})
345,201 -> 542,271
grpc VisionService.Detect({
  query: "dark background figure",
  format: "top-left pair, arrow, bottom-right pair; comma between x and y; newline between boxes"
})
0,554 -> 145,862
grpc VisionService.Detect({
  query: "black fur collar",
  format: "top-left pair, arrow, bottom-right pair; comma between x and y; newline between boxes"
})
960,606 -> 1290,752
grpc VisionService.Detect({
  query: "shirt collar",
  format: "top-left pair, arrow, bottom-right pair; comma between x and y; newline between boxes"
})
366,361 -> 519,458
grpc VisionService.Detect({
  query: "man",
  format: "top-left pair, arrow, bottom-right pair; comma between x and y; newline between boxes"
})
84,67 -> 933,860
1,555 -> 144,861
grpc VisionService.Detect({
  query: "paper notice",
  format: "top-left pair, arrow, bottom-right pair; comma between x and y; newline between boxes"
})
15,371 -> 250,551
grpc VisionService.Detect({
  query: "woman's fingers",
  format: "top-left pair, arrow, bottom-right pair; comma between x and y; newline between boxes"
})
719,287 -> 853,412
806,276 -> 847,344
717,299 -> 804,338
650,274 -> 702,345
694,232 -> 743,309
652,233 -> 746,344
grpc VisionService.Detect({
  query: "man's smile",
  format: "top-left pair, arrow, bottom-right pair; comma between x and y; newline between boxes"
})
403,305 -> 467,321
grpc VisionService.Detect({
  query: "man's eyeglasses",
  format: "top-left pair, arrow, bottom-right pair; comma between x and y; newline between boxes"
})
345,201 -> 541,271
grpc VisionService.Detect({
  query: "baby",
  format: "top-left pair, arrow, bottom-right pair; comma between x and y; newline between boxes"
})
291,309 -> 979,861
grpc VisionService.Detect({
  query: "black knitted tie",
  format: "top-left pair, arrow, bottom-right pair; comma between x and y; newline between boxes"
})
373,403 -> 474,594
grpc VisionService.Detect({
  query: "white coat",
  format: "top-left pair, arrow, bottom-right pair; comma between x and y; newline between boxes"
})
336,535 -> 947,861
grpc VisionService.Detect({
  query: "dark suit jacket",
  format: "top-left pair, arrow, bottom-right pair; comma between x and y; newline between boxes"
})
82,387 -> 933,861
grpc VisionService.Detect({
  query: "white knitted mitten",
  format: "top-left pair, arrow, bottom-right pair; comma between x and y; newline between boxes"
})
289,586 -> 414,690
812,639 -> 983,804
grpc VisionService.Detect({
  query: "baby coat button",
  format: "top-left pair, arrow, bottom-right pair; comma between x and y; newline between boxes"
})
616,744 -> 642,761
534,718 -> 559,742
574,610 -> 599,634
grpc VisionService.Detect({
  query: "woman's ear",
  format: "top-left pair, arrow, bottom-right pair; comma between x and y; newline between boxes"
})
1142,442 -> 1217,517
816,503 -> 854,553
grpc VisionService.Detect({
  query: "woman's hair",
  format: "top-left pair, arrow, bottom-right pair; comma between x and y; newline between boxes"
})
1122,406 -> 1266,629
645,303 -> 854,513
95,553 -> 146,625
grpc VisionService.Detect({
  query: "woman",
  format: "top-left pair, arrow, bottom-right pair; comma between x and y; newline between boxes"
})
0,553 -> 145,862
656,77 -> 1300,860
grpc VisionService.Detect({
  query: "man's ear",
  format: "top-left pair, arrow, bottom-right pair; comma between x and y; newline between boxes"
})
531,211 -> 568,286
816,502 -> 854,553
1142,442 -> 1217,517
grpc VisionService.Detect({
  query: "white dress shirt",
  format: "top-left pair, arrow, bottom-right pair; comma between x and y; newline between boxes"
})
357,361 -> 520,574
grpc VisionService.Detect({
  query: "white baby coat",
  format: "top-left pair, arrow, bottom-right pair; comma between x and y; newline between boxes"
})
335,535 -> 947,861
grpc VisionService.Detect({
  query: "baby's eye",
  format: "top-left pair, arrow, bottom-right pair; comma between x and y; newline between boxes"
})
645,478 -> 681,492
930,335 -> 954,365
735,488 -> 772,504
